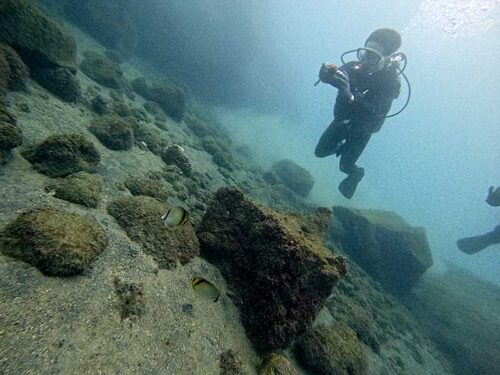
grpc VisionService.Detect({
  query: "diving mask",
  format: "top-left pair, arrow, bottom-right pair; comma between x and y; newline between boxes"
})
357,47 -> 384,66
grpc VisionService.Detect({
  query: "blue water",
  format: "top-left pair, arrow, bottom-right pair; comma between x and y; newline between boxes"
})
215,0 -> 500,285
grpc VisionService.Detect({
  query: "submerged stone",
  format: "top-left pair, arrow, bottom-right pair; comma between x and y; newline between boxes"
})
220,349 -> 242,375
197,187 -> 346,351
331,206 -> 433,295
31,67 -> 81,103
161,145 -> 191,176
131,122 -> 167,156
259,353 -> 298,375
0,0 -> 77,70
130,77 -> 186,121
124,174 -> 169,202
0,208 -> 108,276
80,51 -> 125,89
47,172 -> 102,208
22,134 -> 100,177
270,159 -> 314,198
294,323 -> 368,375
89,115 -> 134,151
0,43 -> 29,93
113,277 -> 145,321
0,122 -> 22,164
107,196 -> 199,269
63,0 -> 138,54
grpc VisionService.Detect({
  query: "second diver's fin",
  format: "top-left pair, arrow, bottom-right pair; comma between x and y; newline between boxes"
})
457,227 -> 500,254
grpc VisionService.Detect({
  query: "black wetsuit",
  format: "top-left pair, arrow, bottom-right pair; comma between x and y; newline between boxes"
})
315,61 -> 401,176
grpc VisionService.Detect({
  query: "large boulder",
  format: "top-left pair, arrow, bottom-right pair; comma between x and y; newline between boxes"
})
80,51 -> 125,89
294,323 -> 368,375
330,207 -> 433,295
131,77 -> 186,121
89,115 -> 134,151
0,0 -> 77,70
124,173 -> 169,202
161,145 -> 191,177
0,208 -> 107,276
0,0 -> 81,102
0,44 -> 29,95
31,66 -> 81,102
197,188 -> 347,351
107,196 -> 199,269
63,0 -> 138,55
22,134 -> 100,177
260,353 -> 298,375
47,171 -> 102,208
0,122 -> 22,164
268,159 -> 314,198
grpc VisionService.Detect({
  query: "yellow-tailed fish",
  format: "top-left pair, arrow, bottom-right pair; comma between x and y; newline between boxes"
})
161,206 -> 189,227
191,276 -> 220,302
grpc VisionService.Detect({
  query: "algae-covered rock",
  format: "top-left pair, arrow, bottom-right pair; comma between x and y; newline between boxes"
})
202,136 -> 235,171
0,104 -> 16,124
294,323 -> 368,375
130,77 -> 186,121
114,277 -> 145,321
161,145 -> 191,176
331,206 -> 433,295
0,122 -> 22,164
270,159 -> 314,198
31,67 -> 81,103
220,349 -> 243,375
110,100 -> 132,118
23,134 -> 100,177
150,84 -> 186,121
104,49 -> 123,64
0,208 -> 107,276
89,115 -> 134,151
131,77 -> 151,98
0,43 -> 29,93
0,0 -> 77,70
260,353 -> 298,375
124,174 -> 169,202
197,188 -> 346,351
143,100 -> 162,116
80,51 -> 125,89
48,172 -> 102,208
107,196 -> 199,269
90,94 -> 108,115
131,122 -> 167,156
63,0 -> 138,54
185,113 -> 214,138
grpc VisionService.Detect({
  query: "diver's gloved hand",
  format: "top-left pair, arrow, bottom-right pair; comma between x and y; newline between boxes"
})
319,63 -> 337,84
331,70 -> 354,102
486,186 -> 500,207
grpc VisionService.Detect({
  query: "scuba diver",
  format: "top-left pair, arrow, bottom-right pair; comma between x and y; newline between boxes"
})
315,28 -> 409,199
457,186 -> 500,254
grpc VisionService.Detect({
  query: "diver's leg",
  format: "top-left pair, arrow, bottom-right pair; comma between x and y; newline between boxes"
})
339,131 -> 371,175
457,225 -> 500,254
337,131 -> 371,199
314,120 -> 348,158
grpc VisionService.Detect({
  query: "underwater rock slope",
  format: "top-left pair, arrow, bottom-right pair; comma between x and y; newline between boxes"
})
405,266 -> 500,375
0,1 -> 487,374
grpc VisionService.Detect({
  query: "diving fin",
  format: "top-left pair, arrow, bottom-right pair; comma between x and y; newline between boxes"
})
457,226 -> 500,254
338,168 -> 365,199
